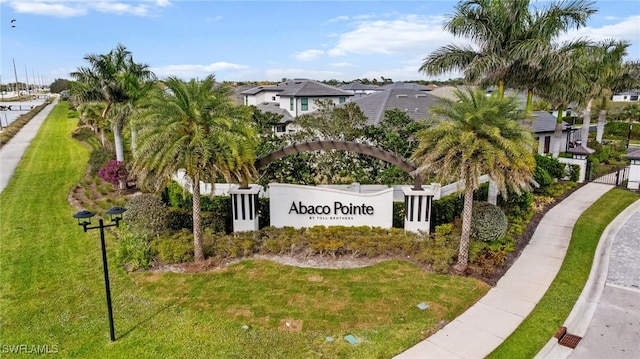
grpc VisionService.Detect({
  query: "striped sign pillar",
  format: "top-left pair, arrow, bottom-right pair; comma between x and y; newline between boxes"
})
229,186 -> 262,232
402,184 -> 441,234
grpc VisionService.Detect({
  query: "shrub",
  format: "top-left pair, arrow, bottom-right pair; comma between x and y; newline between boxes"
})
153,230 -> 194,263
98,160 -> 128,187
470,201 -> 508,242
498,189 -> 533,217
88,148 -> 113,176
431,193 -> 465,230
124,194 -> 169,236
116,229 -> 154,270
166,207 -> 193,230
533,166 -> 553,190
393,201 -> 404,228
568,164 -> 580,182
535,154 -> 565,179
71,125 -> 95,142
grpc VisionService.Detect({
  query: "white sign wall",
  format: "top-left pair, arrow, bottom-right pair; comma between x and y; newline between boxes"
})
268,183 -> 394,229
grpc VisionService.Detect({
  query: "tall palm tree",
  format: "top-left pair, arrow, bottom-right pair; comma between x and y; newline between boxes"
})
70,44 -> 155,163
573,40 -> 630,143
411,88 -> 536,272
420,0 -> 595,98
131,75 -> 258,262
537,46 -> 590,156
595,57 -> 638,143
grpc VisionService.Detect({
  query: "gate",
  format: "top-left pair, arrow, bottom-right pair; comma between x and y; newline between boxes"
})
587,163 -> 630,186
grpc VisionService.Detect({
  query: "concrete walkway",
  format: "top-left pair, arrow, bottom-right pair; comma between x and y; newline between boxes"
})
537,199 -> 640,359
395,183 -> 615,359
0,97 -> 58,193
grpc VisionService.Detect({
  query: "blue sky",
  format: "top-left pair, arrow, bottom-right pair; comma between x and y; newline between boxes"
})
1,0 -> 639,86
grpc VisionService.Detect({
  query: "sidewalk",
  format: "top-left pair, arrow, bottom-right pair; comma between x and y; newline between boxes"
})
0,97 -> 58,193
537,199 -> 640,359
395,183 -> 615,359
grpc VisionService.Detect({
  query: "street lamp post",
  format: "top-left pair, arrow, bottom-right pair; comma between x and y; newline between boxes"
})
628,124 -> 633,149
72,206 -> 127,342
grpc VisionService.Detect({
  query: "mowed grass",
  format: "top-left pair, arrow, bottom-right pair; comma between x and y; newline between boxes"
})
488,188 -> 639,358
0,102 -> 490,358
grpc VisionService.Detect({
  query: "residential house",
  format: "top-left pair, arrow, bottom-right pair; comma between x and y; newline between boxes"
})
612,91 -> 640,102
339,82 -> 382,98
348,88 -> 439,126
379,82 -> 433,92
241,79 -> 353,135
529,111 -> 575,155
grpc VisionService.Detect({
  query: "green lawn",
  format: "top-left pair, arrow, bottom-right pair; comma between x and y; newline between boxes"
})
488,188 -> 639,358
0,102 -> 490,358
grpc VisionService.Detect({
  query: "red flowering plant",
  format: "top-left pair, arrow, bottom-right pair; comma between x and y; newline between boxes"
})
98,160 -> 128,187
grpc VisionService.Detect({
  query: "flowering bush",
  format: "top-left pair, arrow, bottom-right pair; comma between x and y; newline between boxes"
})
98,160 -> 127,186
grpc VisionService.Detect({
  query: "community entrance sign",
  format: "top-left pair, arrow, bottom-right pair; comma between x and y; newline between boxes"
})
229,140 -> 437,233
268,183 -> 393,228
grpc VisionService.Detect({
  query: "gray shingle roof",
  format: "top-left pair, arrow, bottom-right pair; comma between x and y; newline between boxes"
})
528,111 -> 570,133
626,148 -> 640,160
379,82 -> 431,91
254,102 -> 294,124
568,145 -> 595,155
340,82 -> 381,91
278,79 -> 353,97
349,89 -> 439,126
241,79 -> 352,97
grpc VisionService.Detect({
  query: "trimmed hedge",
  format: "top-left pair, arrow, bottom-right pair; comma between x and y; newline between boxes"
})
470,202 -> 508,242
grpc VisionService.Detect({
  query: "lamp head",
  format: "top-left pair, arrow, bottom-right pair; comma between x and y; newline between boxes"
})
73,210 -> 95,231
106,206 -> 127,226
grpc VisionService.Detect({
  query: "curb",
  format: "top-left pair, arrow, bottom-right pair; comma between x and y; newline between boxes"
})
535,199 -> 640,358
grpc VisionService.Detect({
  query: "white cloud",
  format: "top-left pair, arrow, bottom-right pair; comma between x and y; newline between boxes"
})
328,16 -> 459,57
152,62 -> 250,79
295,49 -> 324,61
265,68 -> 342,81
328,15 -> 349,23
557,15 -> 640,57
330,62 -> 355,68
10,2 -> 87,18
6,0 -> 170,17
93,2 -> 151,16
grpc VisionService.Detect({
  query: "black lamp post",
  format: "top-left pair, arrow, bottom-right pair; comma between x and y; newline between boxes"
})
72,206 -> 127,342
627,124 -> 633,149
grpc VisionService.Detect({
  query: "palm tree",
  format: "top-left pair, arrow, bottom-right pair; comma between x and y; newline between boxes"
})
419,0 -> 595,98
621,103 -> 640,122
70,44 -> 155,164
78,102 -> 108,147
595,58 -> 638,143
530,40 -> 596,157
411,88 -> 536,272
131,75 -> 258,262
573,40 -> 630,144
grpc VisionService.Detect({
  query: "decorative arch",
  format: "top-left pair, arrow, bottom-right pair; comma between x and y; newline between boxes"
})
254,140 -> 423,189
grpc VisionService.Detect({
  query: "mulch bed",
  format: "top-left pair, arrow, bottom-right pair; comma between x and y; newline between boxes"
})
469,182 -> 586,286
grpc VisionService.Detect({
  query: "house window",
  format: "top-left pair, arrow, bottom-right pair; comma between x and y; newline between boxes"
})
272,96 -> 276,101
290,97 -> 294,111
339,96 -> 345,104
275,124 -> 286,133
631,96 -> 639,101
301,98 -> 308,111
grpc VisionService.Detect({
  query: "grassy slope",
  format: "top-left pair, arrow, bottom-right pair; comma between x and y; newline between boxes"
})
488,188 -> 639,358
0,103 -> 489,358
